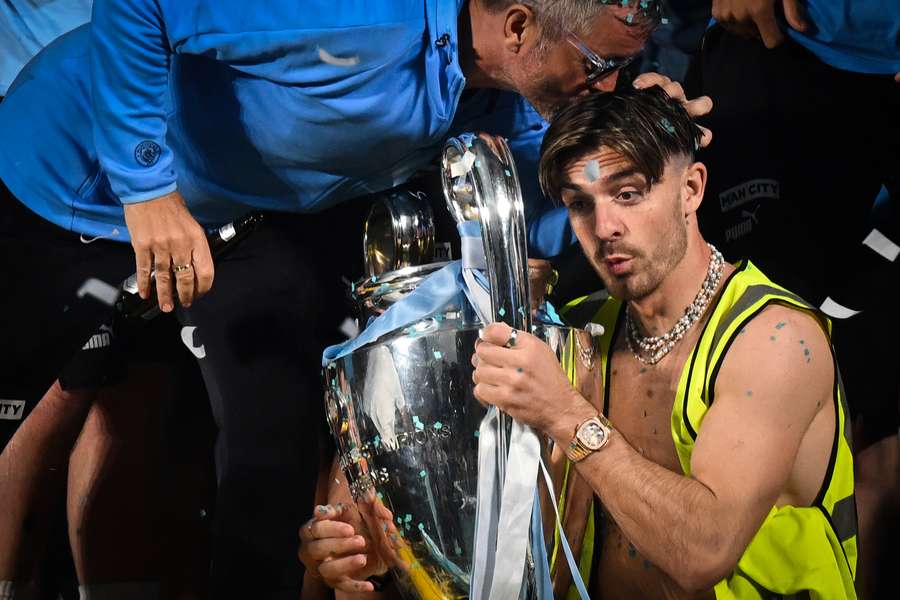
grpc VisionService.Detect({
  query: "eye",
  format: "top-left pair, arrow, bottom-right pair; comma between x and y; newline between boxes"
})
615,190 -> 643,204
566,198 -> 592,215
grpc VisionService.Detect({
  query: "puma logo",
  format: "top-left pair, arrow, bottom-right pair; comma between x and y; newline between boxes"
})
180,326 -> 206,359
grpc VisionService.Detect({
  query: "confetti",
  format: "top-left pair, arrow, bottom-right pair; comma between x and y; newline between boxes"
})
419,470 -> 427,478
474,431 -> 480,438
404,514 -> 413,523
504,169 -> 512,177
660,118 -> 676,134
433,422 -> 443,430
433,350 -> 443,360
583,159 -> 601,182
661,17 -> 670,25
498,307 -> 506,317
317,47 -> 360,67
626,12 -> 634,23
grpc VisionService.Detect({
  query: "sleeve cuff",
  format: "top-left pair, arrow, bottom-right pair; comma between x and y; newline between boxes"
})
118,182 -> 178,204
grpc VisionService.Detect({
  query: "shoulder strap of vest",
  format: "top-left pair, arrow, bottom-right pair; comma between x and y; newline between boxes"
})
559,290 -> 610,329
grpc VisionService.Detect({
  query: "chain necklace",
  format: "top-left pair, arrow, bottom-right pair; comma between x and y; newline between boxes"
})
574,331 -> 595,371
625,243 -> 724,365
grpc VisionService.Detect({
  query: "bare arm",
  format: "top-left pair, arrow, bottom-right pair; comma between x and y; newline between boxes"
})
473,306 -> 833,591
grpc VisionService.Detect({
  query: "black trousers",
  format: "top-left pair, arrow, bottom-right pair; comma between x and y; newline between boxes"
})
685,26 -> 900,444
0,177 -> 369,597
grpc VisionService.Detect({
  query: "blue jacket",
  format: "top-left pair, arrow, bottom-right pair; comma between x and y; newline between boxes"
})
0,0 -> 92,95
0,0 -> 572,256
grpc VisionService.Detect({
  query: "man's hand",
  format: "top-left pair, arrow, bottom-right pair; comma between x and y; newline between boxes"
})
298,503 -> 389,593
527,259 -> 557,315
122,190 -> 214,312
712,0 -> 808,48
472,322 -> 594,441
633,73 -> 714,147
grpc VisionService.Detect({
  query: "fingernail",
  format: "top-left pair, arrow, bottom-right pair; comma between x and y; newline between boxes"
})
162,303 -> 173,312
316,505 -> 329,515
478,329 -> 485,340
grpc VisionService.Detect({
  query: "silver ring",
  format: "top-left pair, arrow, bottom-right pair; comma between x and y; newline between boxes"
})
172,263 -> 193,273
503,328 -> 518,349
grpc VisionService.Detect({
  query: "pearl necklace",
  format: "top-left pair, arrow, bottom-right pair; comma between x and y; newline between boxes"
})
625,243 -> 724,365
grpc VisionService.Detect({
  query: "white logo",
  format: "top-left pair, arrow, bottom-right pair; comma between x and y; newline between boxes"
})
434,242 -> 453,261
0,399 -> 26,421
79,227 -> 120,244
76,278 -> 119,306
81,324 -> 114,350
719,179 -> 779,212
724,218 -> 753,242
181,326 -> 206,359
740,205 -> 762,225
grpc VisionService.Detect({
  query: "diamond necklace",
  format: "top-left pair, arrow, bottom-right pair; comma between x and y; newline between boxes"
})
625,243 -> 724,365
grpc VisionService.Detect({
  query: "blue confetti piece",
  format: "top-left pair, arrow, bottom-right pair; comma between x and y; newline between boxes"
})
498,307 -> 506,317
396,517 -> 403,524
433,350 -> 443,360
518,306 -> 526,317
626,12 -> 634,23
415,421 -> 425,431
419,469 -> 427,478
622,0 -> 629,5
660,118 -> 676,134
433,422 -> 443,430
504,169 -> 512,177
404,514 -> 412,522
661,17 -> 670,25
374,435 -> 381,447
418,522 -> 425,530
474,431 -> 480,438
475,160 -> 481,168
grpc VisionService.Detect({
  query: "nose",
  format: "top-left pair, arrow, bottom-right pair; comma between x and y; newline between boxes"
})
590,70 -> 620,93
594,202 -> 624,241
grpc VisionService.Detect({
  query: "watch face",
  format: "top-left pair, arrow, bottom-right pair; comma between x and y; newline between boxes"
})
578,419 -> 607,450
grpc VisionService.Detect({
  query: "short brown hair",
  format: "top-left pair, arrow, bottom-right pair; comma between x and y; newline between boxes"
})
538,86 -> 702,200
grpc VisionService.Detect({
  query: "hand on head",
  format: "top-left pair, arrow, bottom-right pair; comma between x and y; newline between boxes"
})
633,73 -> 713,148
712,0 -> 808,49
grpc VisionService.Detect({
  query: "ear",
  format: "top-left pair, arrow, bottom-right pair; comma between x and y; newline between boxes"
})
502,4 -> 539,54
681,161 -> 707,217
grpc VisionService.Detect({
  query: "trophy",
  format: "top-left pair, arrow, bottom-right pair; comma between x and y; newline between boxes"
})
323,134 -> 600,599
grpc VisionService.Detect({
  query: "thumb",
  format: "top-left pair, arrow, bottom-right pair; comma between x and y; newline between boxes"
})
782,0 -> 808,32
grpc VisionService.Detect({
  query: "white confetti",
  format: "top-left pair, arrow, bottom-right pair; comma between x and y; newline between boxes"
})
318,46 -> 360,67
819,297 -> 862,320
862,228 -> 900,262
583,159 -> 601,182
585,323 -> 605,337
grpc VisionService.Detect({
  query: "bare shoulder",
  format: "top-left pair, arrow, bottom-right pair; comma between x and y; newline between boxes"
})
714,303 -> 833,419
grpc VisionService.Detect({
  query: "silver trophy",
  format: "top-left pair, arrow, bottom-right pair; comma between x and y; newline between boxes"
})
324,134 -> 600,599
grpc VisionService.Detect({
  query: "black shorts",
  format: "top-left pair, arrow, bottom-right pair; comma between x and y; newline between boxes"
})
686,26 -> 900,444
0,179 -> 191,449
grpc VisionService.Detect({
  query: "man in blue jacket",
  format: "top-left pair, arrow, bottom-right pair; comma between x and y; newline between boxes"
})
0,1 -> 710,597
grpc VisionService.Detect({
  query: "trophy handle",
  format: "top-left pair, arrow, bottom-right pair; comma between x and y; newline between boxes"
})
441,133 -> 532,331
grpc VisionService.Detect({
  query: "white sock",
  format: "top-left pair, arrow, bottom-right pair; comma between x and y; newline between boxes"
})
0,581 -> 15,600
78,582 -> 160,600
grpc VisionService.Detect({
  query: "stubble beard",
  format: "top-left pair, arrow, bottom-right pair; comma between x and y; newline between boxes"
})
590,204 -> 688,302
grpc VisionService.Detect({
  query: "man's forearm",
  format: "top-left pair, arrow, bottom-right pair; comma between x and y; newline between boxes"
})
561,427 -> 738,591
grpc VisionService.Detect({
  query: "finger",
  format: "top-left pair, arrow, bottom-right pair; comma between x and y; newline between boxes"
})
894,72 -> 899,84
631,72 -> 671,90
752,6 -> 784,48
660,80 -> 687,103
783,0 -> 808,32
306,535 -> 367,561
334,576 -> 375,594
171,254 -> 195,308
133,243 -> 154,300
318,553 -> 367,581
473,381 -> 504,408
474,363 -> 515,387
308,519 -> 357,541
153,249 -> 174,312
192,229 -> 215,297
697,125 -> 713,148
475,340 -> 519,368
682,95 -> 713,119
479,322 -> 515,347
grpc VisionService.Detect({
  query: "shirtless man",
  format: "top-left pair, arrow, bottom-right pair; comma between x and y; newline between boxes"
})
297,86 -> 858,598
471,86 -> 858,598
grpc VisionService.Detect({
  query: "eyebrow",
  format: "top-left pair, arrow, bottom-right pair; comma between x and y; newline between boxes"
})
561,167 -> 645,192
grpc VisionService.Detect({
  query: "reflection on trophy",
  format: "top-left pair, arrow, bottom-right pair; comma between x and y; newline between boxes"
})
323,133 -> 601,599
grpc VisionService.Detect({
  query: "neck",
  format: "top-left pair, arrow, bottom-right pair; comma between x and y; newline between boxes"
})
628,233 -> 725,337
458,0 -> 513,90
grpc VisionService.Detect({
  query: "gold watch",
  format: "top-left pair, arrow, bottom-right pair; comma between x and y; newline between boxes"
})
565,415 -> 612,462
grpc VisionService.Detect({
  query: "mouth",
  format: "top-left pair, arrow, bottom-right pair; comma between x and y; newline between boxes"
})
602,255 -> 633,276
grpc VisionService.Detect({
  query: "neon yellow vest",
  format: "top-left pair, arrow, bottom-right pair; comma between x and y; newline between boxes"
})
560,261 -> 858,599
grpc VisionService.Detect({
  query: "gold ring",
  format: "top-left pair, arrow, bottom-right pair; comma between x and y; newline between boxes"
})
503,328 -> 518,349
172,263 -> 193,273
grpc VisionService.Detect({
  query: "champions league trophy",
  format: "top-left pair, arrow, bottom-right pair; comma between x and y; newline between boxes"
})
323,134 -> 601,599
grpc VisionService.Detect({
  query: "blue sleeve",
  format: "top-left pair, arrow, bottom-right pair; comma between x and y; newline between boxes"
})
90,0 -> 177,204
503,114 -> 577,259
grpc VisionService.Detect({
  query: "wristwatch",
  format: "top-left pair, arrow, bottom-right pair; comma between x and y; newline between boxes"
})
565,414 -> 612,462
